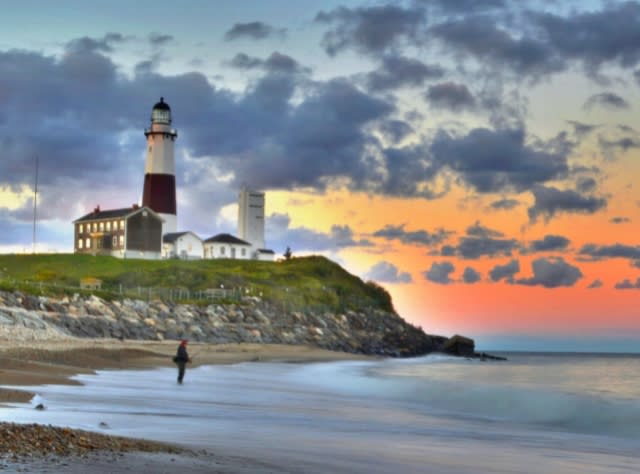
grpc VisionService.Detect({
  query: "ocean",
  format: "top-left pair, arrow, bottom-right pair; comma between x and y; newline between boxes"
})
3,352 -> 640,473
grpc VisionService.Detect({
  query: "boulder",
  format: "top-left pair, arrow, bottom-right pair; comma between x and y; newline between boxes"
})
442,334 -> 475,357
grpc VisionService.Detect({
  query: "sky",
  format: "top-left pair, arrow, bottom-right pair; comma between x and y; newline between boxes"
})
1,0 -> 639,351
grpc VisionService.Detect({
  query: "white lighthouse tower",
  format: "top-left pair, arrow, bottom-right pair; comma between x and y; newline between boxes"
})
142,97 -> 178,234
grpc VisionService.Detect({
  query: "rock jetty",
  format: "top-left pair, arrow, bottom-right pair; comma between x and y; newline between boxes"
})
0,290 -> 434,357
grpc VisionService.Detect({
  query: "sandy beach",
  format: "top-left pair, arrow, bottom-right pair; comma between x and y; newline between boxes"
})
0,337 -> 371,472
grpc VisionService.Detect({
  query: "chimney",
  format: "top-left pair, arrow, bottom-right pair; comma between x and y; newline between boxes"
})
93,205 -> 100,213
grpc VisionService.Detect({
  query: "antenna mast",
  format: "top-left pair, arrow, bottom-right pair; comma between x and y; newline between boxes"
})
32,156 -> 38,254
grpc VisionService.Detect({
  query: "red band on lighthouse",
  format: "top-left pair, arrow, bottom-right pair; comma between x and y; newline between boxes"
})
142,173 -> 176,215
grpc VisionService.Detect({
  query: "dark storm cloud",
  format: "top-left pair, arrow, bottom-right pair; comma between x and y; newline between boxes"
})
526,235 -> 570,253
148,33 -> 174,46
566,120 -> 598,138
364,261 -> 412,284
576,177 -> 597,193
610,216 -> 631,224
424,261 -> 455,285
224,21 -> 286,41
424,3 -> 640,81
373,224 -> 452,247
635,69 -> 640,84
584,92 -> 630,110
598,136 -> 640,155
0,46 -> 137,192
534,2 -> 640,72
466,221 -> 503,239
376,144 -> 447,199
227,52 -> 308,74
614,278 -> 640,289
265,213 -> 370,252
415,0 -> 505,13
430,16 -> 563,78
587,279 -> 603,289
430,128 -> 569,193
366,55 -> 444,91
527,185 -> 607,223
462,266 -> 481,284
426,82 -> 476,111
378,120 -> 414,144
315,5 -> 426,56
489,259 -> 519,283
228,53 -> 263,69
224,78 -> 393,190
516,258 -> 583,288
579,244 -> 640,261
443,235 -> 518,260
490,198 -> 519,210
65,33 -> 127,53
439,222 -> 518,260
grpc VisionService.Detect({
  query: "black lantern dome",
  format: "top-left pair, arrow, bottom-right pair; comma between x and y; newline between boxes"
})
151,97 -> 171,124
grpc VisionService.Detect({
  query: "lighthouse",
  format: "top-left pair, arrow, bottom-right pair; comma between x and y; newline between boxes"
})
142,97 -> 178,234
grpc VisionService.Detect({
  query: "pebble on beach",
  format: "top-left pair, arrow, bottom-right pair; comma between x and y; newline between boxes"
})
0,422 -> 185,462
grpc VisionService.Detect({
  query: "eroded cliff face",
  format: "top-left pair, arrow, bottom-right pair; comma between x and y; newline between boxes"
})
0,291 -> 433,357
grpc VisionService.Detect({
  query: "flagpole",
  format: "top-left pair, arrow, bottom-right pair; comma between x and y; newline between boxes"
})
32,156 -> 38,254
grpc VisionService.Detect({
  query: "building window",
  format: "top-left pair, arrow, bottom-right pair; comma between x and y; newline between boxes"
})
120,220 -> 125,230
79,224 -> 84,233
99,222 -> 104,231
119,235 -> 124,246
220,246 -> 226,255
106,221 -> 111,231
92,223 -> 97,232
112,236 -> 117,247
78,239 -> 83,249
241,248 -> 246,256
97,238 -> 103,249
85,238 -> 90,248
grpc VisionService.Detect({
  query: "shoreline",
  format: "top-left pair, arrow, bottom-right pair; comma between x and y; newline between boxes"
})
1,338 -> 374,404
0,338 -> 374,472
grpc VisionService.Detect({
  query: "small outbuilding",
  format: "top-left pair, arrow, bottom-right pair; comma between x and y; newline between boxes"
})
162,231 -> 203,259
80,277 -> 103,290
203,233 -> 252,260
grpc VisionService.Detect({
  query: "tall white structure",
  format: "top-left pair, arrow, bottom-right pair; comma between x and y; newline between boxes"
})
237,186 -> 265,252
142,97 -> 178,234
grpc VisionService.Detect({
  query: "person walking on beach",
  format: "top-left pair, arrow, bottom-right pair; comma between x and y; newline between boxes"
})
174,339 -> 191,384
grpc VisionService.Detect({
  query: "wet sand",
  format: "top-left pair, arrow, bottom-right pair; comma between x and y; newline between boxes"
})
0,338 -> 371,472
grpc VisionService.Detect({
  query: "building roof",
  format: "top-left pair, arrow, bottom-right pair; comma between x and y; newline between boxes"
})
204,233 -> 251,245
257,248 -> 275,254
74,207 -> 135,223
73,205 -> 163,223
162,232 -> 188,243
163,231 -> 202,243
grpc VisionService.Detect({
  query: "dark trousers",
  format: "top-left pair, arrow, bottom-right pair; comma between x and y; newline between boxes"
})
177,361 -> 186,383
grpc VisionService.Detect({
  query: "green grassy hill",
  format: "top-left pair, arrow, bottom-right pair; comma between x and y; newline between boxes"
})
0,254 -> 394,313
